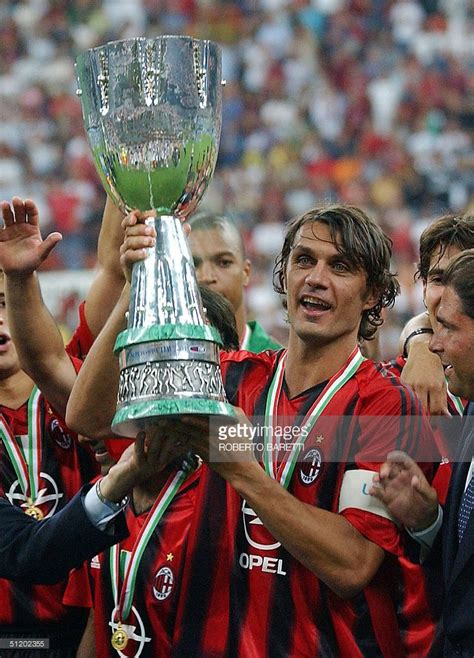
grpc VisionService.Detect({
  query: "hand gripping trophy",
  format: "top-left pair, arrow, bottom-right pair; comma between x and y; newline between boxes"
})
76,36 -> 234,436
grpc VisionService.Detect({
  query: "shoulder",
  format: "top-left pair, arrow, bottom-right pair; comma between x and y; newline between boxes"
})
354,359 -> 422,415
220,349 -> 282,405
246,321 -> 282,352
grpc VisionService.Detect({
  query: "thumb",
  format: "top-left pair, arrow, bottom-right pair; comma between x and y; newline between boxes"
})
40,232 -> 62,261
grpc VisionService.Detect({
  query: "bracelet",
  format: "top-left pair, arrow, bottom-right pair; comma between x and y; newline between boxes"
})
95,478 -> 129,510
402,327 -> 434,358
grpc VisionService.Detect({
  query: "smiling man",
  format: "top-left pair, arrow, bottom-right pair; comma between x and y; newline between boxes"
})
372,249 -> 474,656
116,204 -> 436,657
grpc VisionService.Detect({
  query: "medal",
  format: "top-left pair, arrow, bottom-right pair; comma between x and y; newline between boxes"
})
111,622 -> 129,651
24,498 -> 44,521
0,387 -> 45,514
108,457 -> 197,650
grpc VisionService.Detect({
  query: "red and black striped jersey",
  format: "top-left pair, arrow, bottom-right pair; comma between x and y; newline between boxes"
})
0,394 -> 96,645
174,350 -> 437,658
82,468 -> 201,658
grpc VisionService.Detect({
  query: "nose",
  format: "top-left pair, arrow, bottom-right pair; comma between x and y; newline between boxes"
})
304,262 -> 329,288
429,328 -> 443,356
198,260 -> 217,285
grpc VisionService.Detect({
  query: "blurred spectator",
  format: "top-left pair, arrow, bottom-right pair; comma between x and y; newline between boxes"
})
0,0 -> 472,358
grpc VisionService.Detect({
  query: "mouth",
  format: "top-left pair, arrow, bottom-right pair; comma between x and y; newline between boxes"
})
0,333 -> 11,352
300,295 -> 332,314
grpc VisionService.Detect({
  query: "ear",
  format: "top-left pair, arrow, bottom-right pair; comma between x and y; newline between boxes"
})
242,259 -> 251,288
422,280 -> 427,308
362,288 -> 380,312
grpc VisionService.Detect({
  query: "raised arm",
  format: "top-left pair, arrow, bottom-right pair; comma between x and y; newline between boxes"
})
66,283 -> 129,438
399,312 -> 448,416
66,210 -> 156,438
0,197 -> 75,416
83,196 -> 125,338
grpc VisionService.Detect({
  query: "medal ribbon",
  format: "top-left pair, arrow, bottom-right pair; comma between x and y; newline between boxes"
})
447,386 -> 464,416
240,324 -> 251,351
110,458 -> 195,622
262,346 -> 365,490
0,386 -> 42,501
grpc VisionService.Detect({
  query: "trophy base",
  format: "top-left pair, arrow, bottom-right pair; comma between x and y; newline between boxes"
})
111,398 -> 236,438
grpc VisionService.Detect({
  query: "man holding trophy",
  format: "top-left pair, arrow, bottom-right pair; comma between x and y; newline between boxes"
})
66,33 -> 439,658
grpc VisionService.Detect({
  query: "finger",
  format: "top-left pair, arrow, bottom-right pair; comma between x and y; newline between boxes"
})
386,451 -> 414,469
121,234 -> 156,251
182,223 -> 191,238
135,431 -> 146,460
121,211 -> 140,230
414,386 -> 429,412
39,233 -> 62,261
23,199 -> 40,226
0,201 -> 14,227
11,197 -> 27,224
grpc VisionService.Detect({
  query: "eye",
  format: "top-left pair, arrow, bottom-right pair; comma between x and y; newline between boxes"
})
332,261 -> 349,273
295,254 -> 312,266
218,258 -> 233,268
428,275 -> 443,285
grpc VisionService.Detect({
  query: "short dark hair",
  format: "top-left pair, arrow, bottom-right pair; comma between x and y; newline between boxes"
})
273,204 -> 399,341
442,249 -> 474,320
417,214 -> 474,281
189,212 -> 246,258
198,284 -> 239,350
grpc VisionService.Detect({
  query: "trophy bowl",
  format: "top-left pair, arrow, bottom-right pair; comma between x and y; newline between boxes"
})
76,35 -> 235,437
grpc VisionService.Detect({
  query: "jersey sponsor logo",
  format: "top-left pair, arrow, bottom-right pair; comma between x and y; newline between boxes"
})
49,418 -> 72,449
153,566 -> 174,601
6,472 -> 63,518
239,552 -> 287,576
242,499 -> 280,551
109,605 -> 151,657
299,448 -> 322,486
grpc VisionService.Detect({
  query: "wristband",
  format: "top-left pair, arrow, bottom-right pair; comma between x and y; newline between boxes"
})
95,478 -> 129,510
402,327 -> 434,358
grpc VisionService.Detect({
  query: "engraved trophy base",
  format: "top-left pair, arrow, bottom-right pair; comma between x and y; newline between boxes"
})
112,324 -> 236,437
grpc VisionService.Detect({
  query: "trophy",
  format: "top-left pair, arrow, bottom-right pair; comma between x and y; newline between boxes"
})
76,36 -> 234,437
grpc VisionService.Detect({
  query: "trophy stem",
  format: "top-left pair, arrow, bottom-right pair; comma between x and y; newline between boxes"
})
112,214 -> 235,438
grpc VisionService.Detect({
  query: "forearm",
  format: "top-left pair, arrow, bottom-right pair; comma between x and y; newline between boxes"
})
66,284 -> 130,438
226,464 -> 384,598
398,312 -> 432,355
84,197 -> 125,338
5,272 -> 76,415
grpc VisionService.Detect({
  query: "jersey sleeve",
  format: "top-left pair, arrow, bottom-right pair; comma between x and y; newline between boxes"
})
339,373 -> 438,555
66,301 -> 95,360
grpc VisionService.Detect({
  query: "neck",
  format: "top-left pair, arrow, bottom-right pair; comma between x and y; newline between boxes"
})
284,332 -> 358,398
235,304 -> 248,346
132,464 -> 176,515
0,370 -> 35,409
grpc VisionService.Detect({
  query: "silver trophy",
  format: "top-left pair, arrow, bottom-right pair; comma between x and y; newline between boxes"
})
76,36 -> 234,437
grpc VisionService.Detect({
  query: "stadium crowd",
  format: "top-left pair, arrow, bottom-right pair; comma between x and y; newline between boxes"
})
0,4 -> 474,655
0,0 -> 472,357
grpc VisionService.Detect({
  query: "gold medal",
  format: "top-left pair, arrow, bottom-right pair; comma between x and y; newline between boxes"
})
25,501 -> 44,521
111,622 -> 128,651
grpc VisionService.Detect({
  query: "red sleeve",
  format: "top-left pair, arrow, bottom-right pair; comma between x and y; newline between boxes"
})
340,367 -> 438,555
66,301 -> 94,359
341,508 -> 402,555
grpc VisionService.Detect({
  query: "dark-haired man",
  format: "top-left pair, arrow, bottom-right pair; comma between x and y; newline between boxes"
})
88,204 -> 436,657
372,250 -> 474,656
